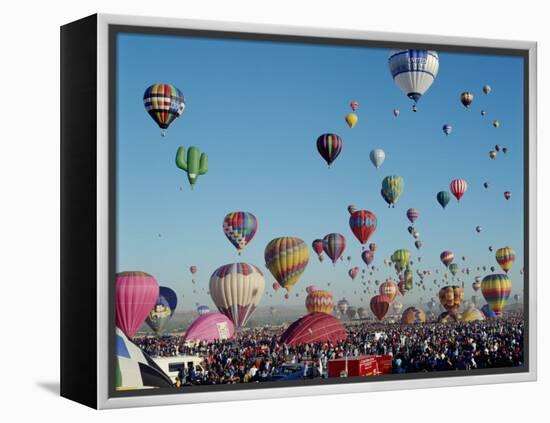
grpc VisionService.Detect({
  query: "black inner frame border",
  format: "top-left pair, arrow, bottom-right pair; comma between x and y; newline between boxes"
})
108,23 -> 531,399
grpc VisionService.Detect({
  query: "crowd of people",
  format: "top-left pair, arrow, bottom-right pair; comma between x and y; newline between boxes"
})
132,312 -> 524,386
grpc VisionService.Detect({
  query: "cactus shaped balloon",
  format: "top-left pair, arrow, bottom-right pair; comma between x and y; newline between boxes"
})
175,146 -> 208,189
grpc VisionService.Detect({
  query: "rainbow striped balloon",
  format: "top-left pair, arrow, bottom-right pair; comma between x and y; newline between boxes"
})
316,133 -> 343,167
143,83 -> 185,130
264,237 -> 309,291
481,274 -> 512,315
322,233 -> 346,264
495,247 -> 516,273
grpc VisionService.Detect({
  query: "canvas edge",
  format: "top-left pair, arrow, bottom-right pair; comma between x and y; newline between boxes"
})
95,13 -> 537,409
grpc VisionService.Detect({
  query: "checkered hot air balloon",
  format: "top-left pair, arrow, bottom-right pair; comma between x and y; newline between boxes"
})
115,327 -> 173,390
143,83 -> 185,135
223,211 -> 258,254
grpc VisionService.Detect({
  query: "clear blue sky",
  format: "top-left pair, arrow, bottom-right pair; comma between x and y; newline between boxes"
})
115,32 -> 525,312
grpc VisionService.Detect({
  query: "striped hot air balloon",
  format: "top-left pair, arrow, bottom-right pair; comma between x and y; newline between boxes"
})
440,250 -> 454,267
264,237 -> 309,291
223,211 -> 258,254
316,133 -> 343,167
460,92 -> 474,108
370,295 -> 391,320
305,290 -> 334,314
406,208 -> 419,224
438,285 -> 464,313
450,178 -> 468,201
481,274 -> 512,314
381,176 -> 404,207
322,233 -> 346,264
349,210 -> 377,245
209,263 -> 265,328
495,247 -> 516,273
391,249 -> 410,270
143,83 -> 186,135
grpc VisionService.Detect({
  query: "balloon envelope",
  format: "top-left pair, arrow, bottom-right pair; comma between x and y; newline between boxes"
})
182,313 -> 235,342
279,313 -> 347,346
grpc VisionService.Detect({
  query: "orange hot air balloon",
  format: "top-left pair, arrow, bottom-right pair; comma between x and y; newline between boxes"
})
379,280 -> 398,302
305,290 -> 334,314
438,285 -> 464,313
495,247 -> 515,273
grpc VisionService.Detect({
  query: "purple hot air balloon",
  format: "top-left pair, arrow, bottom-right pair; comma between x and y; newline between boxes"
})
406,208 -> 419,224
361,250 -> 374,266
322,233 -> 346,264
116,271 -> 159,338
316,133 -> 343,168
182,313 -> 235,342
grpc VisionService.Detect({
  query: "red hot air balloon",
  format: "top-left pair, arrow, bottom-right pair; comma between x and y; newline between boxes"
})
361,250 -> 374,266
316,133 -> 343,168
450,178 -> 468,201
311,239 -> 324,261
349,210 -> 377,245
370,295 -> 390,320
322,233 -> 346,264
504,191 -> 512,200
116,271 -> 160,338
280,313 -> 347,346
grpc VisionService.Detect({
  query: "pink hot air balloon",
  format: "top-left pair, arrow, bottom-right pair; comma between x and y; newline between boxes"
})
116,271 -> 160,338
406,208 -> 419,224
361,250 -> 374,266
450,178 -> 468,201
182,313 -> 235,342
306,285 -> 318,294
348,267 -> 359,280
312,239 -> 324,261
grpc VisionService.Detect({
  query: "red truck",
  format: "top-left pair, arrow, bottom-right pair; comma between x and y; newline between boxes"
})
327,355 -> 393,378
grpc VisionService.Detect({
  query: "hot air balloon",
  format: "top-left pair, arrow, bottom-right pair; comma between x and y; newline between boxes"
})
504,191 -> 512,200
311,239 -> 325,261
116,271 -> 160,338
493,120 -> 500,129
489,151 -> 497,159
514,294 -> 521,303
222,211 -> 258,254
280,313 -> 347,346
361,250 -> 374,267
183,313 -> 235,342
404,267 -> 413,290
317,133 -> 343,168
143,83 -> 186,136
370,295 -> 390,320
462,307 -> 485,322
476,226 -> 482,233
175,146 -> 208,189
346,306 -> 358,320
397,280 -> 407,296
145,295 -> 172,336
347,204 -> 357,215
502,147 -> 508,154
337,298 -> 350,315
448,263 -> 459,277
481,303 -> 497,318
406,208 -> 419,224
322,233 -> 346,264
450,178 -> 468,201
483,85 -> 492,95
472,280 -> 481,292
414,240 -> 422,250
481,274 -> 512,314
379,280 -> 398,302
305,285 -> 317,294
401,307 -> 426,324
442,124 -> 453,136
305,290 -> 334,314
265,237 -> 309,291
391,249 -> 410,269
197,305 -> 210,315
349,210 -> 377,245
440,250 -> 454,267
438,285 -> 464,313
392,301 -> 404,314
495,144 -> 501,152
388,49 -> 439,111
481,110 -> 487,116
381,175 -> 404,207
369,243 -> 377,252
348,267 -> 359,280
357,307 -> 369,319
393,108 -> 400,117
437,191 -> 451,209
272,281 -> 281,291
189,266 -> 198,275
370,149 -> 386,169
460,92 -> 474,108
345,113 -> 358,128
350,101 -> 359,111
496,247 -> 516,273
209,263 -> 265,328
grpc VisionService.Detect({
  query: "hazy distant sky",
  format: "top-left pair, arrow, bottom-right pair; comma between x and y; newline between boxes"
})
115,32 -> 525,312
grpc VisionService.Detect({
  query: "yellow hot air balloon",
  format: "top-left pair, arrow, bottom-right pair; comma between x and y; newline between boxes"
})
305,290 -> 334,314
462,307 -> 485,322
391,249 -> 410,269
345,112 -> 358,128
264,237 -> 309,291
438,285 -> 464,313
495,247 -> 516,273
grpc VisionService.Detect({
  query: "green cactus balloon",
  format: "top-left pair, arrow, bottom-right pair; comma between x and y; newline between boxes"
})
175,146 -> 208,189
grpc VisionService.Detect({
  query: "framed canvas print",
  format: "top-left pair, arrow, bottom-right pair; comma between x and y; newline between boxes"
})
60,14 -> 537,409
